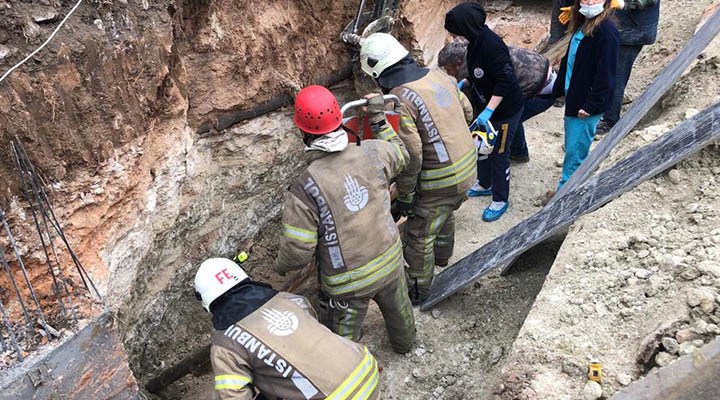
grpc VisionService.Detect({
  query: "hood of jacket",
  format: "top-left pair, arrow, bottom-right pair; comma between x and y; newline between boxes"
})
444,3 -> 488,43
210,281 -> 278,330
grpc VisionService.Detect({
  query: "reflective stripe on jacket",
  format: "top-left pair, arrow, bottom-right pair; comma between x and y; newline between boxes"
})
391,68 -> 477,198
276,125 -> 410,299
210,293 -> 380,400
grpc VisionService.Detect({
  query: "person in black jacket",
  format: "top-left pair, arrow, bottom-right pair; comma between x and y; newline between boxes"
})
596,0 -> 660,134
550,0 -> 619,196
445,2 -> 524,222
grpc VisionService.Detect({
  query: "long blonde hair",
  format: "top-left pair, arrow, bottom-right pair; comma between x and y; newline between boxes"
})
568,0 -> 616,37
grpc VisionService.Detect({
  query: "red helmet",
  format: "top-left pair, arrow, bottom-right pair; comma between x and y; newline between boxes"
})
293,85 -> 342,135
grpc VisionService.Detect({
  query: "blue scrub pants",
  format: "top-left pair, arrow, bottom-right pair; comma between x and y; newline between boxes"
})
559,114 -> 602,189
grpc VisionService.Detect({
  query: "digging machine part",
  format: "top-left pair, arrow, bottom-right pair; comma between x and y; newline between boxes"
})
421,100 -> 720,310
498,7 -> 720,277
341,94 -> 401,144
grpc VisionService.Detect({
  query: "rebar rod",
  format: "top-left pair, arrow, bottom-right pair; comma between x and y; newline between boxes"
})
13,139 -> 102,301
13,142 -> 78,324
0,241 -> 32,327
0,298 -> 24,361
0,208 -> 52,335
11,143 -> 68,318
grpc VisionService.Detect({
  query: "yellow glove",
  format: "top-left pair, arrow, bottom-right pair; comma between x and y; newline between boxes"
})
611,0 -> 625,9
558,6 -> 572,25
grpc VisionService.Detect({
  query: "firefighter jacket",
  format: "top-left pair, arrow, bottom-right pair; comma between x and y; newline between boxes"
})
276,124 -> 409,299
390,68 -> 476,198
210,292 -> 380,400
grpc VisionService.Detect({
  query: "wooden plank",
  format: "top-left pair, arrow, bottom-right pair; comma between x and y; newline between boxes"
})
421,100 -> 720,310
0,312 -> 139,400
610,339 -> 720,400
498,7 -> 720,276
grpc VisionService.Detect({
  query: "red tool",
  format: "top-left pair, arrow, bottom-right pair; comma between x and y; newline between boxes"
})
341,94 -> 401,143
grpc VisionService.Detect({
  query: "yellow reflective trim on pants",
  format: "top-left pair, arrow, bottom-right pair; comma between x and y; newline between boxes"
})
215,374 -> 252,390
418,153 -> 476,191
420,149 -> 476,180
282,223 -> 318,243
322,240 -> 402,296
498,122 -> 509,154
328,348 -> 376,400
323,238 -> 402,286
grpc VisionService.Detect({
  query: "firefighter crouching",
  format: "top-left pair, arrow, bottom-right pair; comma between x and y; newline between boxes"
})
195,257 -> 380,399
275,86 -> 416,354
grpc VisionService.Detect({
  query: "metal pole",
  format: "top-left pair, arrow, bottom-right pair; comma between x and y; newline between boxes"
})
352,0 -> 368,34
13,139 -> 102,302
0,298 -> 24,361
11,143 -> 68,317
13,142 -> 78,323
0,239 -> 32,327
0,208 -> 52,335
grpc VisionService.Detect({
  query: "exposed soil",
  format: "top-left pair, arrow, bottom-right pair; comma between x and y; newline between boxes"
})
2,0 -> 719,398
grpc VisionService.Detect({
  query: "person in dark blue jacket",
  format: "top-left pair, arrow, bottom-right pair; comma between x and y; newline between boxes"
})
551,0 -> 619,193
444,2 -> 524,222
596,0 -> 660,134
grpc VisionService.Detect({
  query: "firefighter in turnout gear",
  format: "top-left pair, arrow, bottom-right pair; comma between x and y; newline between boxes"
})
275,85 -> 416,353
360,33 -> 476,305
195,258 -> 380,400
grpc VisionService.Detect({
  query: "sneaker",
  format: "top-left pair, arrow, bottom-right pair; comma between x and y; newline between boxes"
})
510,154 -> 530,163
468,182 -> 492,197
596,120 -> 612,136
482,201 -> 508,222
541,189 -> 556,206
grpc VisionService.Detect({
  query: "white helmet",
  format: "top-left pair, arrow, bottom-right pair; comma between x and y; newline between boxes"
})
194,258 -> 249,312
360,33 -> 409,79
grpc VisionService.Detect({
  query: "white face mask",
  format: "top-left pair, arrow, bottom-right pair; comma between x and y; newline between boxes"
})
579,2 -> 605,18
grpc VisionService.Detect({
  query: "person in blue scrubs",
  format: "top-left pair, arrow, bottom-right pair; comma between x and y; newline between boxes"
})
551,0 -> 620,195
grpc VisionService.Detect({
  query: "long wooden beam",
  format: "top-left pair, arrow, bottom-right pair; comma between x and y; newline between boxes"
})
610,339 -> 720,400
421,100 -> 720,310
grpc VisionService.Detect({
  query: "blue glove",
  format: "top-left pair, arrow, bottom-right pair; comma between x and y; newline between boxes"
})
457,79 -> 467,90
475,106 -> 494,130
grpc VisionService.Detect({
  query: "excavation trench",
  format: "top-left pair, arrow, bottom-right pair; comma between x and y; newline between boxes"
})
0,1 -> 561,397
125,82 -> 565,399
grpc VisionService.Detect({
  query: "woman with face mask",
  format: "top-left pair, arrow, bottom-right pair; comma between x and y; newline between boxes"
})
549,0 -> 620,198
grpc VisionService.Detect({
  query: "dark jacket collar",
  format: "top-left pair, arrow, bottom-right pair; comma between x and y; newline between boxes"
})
377,55 -> 429,89
210,281 -> 278,330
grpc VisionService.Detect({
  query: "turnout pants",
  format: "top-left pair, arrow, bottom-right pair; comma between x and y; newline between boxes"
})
403,193 -> 467,303
319,272 -> 416,354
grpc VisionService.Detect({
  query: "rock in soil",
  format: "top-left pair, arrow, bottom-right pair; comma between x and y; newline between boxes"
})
676,328 -> 701,343
678,342 -> 697,356
583,381 -> 603,400
616,373 -> 632,386
655,351 -> 675,367
661,337 -> 680,354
